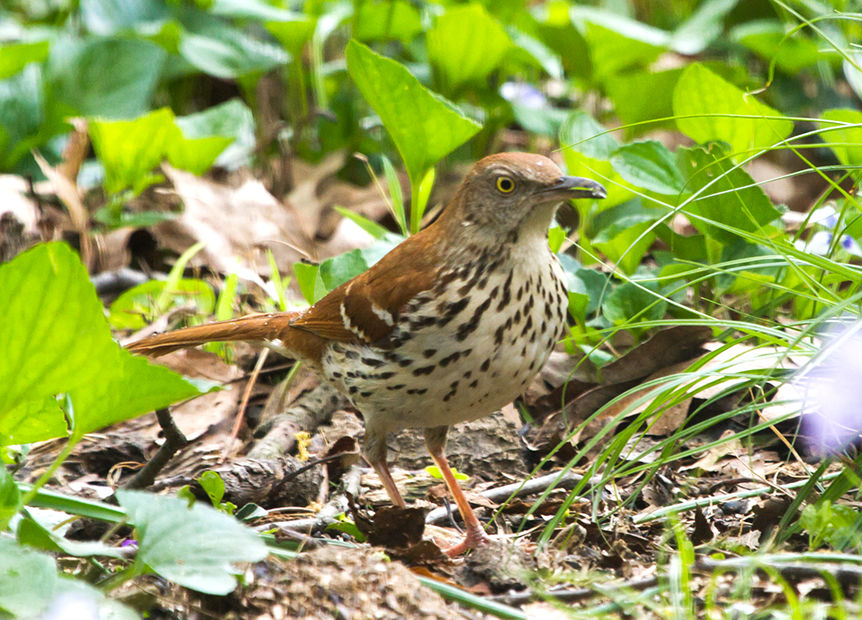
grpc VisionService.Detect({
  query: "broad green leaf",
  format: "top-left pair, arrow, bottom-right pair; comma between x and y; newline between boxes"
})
345,39 -> 481,187
0,538 -> 56,617
602,280 -> 667,331
118,489 -> 268,595
680,143 -> 781,245
560,111 -> 632,208
507,26 -> 563,79
731,20 -> 830,74
558,254 -> 606,317
210,0 -> 301,21
80,0 -> 169,36
109,279 -> 217,330
571,7 -> 667,78
845,53 -> 862,102
604,68 -> 683,135
611,141 -> 687,195
175,98 -> 256,169
198,471 -> 226,505
670,0 -> 738,55
589,200 -> 662,275
0,41 -> 49,80
427,4 -> 511,93
0,243 -> 210,445
17,511 -> 125,559
0,465 -> 20,525
0,65 -> 45,168
533,13 -> 591,79
89,108 -> 174,195
319,250 -> 368,291
673,63 -> 793,156
178,26 -> 288,79
293,262 -> 327,304
165,125 -> 233,176
48,36 -> 165,118
820,109 -> 862,167
265,16 -> 317,54
353,0 -> 422,45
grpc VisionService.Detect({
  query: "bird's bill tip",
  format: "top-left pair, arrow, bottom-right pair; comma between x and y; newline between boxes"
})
542,176 -> 607,200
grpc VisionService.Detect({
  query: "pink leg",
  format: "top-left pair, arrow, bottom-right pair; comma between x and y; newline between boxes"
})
369,457 -> 407,508
426,439 -> 490,556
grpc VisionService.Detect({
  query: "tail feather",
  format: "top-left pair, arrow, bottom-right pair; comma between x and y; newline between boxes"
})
126,311 -> 305,358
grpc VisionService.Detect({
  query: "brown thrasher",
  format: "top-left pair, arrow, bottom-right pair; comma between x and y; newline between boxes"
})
127,153 -> 606,555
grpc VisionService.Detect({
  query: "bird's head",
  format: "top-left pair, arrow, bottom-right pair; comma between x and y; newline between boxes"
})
441,152 -> 606,245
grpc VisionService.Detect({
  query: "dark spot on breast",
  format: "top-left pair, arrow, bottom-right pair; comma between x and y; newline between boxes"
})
496,272 -> 513,311
423,349 -> 437,358
456,297 -> 491,341
413,365 -> 435,376
332,371 -> 342,378
360,391 -> 372,398
481,358 -> 491,372
469,379 -> 479,388
489,285 -> 499,299
412,315 -> 437,329
345,350 -> 359,360
376,372 -> 396,380
437,297 -> 471,327
407,387 -> 428,395
545,305 -> 553,320
361,357 -> 384,367
387,384 -> 406,390
520,315 -> 534,337
514,309 -> 521,323
464,370 -> 472,379
349,386 -> 359,394
439,351 -> 462,367
494,324 -> 505,346
399,358 -> 413,367
516,286 -> 523,301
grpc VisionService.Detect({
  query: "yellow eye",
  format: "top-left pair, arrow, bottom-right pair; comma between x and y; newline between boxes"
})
496,176 -> 515,193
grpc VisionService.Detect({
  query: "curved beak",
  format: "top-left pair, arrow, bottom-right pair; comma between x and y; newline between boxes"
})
539,176 -> 607,201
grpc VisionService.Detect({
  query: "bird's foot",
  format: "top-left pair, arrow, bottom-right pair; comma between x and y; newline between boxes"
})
439,523 -> 491,557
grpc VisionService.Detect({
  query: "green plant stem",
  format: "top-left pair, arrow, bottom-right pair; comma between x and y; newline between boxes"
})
410,178 -> 421,235
20,434 -> 81,507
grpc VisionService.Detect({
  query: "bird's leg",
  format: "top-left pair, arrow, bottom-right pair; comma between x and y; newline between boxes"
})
364,427 -> 406,508
425,426 -> 490,556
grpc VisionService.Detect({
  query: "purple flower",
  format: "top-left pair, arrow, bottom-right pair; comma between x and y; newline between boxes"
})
799,324 -> 862,455
500,82 -> 547,109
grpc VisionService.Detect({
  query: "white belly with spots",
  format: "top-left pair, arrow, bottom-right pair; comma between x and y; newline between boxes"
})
321,243 -> 569,435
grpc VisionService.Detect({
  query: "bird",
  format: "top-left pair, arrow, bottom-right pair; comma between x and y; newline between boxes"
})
127,152 -> 606,555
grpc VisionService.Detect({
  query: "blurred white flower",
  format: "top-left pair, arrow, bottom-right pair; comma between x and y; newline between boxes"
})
500,82 -> 547,109
794,205 -> 862,257
799,324 -> 862,455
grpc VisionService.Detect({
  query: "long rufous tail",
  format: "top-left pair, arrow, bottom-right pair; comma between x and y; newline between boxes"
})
126,311 -> 307,358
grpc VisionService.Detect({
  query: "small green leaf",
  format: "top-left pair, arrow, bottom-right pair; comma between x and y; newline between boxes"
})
0,465 -> 20,525
0,40 -> 50,80
731,19 -> 829,74
381,154 -> 407,235
548,226 -> 566,254
17,511 -> 125,559
319,250 -> 369,292
602,280 -> 667,332
413,166 -> 436,234
118,489 -> 268,595
680,143 -> 781,244
199,471 -> 226,506
109,279 -> 216,330
0,243 -> 211,445
427,4 -> 511,93
293,262 -> 326,304
265,15 -> 317,54
425,465 -> 468,481
820,109 -> 862,167
673,63 -> 793,156
571,7 -> 667,78
89,108 -> 175,195
611,141 -> 687,195
334,207 -> 390,240
345,40 -> 481,189
353,0 -> 421,45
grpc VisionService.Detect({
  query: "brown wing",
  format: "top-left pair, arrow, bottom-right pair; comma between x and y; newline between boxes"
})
289,227 -> 442,345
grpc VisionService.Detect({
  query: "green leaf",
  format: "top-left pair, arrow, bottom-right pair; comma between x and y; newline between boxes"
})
571,7 -> 667,79
0,41 -> 50,80
48,36 -> 166,118
0,243 -> 211,445
0,538 -> 57,617
820,109 -> 862,167
199,471 -> 226,506
427,4 -> 511,93
681,143 -> 781,245
334,207 -> 390,240
673,63 -> 793,156
265,16 -> 316,56
178,25 -> 288,79
605,68 -> 684,135
80,0 -> 170,35
670,0 -> 739,55
731,19 -> 829,74
381,154 -> 407,235
175,98 -> 256,169
319,250 -> 368,292
210,0 -> 302,21
0,65 -> 45,168
589,200 -> 661,275
89,108 -> 175,195
560,111 -> 631,208
118,489 -> 267,594
17,510 -> 125,559
353,0 -> 422,45
602,280 -> 667,330
293,262 -> 327,304
611,140 -> 687,195
345,39 -> 482,188
0,465 -> 20,525
108,279 -> 217,330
